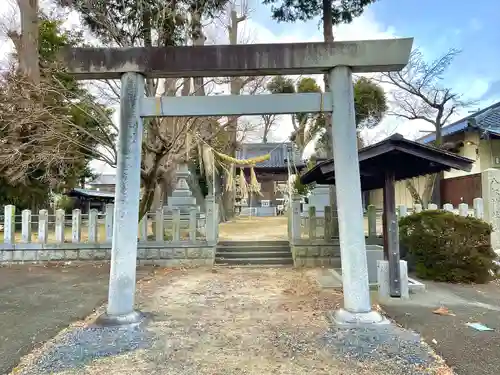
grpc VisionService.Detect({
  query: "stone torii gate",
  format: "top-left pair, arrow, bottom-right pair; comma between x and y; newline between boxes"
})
61,38 -> 413,326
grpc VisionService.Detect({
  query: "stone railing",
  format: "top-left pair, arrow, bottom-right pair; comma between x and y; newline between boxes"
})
0,197 -> 219,266
364,198 -> 485,239
288,197 -> 343,267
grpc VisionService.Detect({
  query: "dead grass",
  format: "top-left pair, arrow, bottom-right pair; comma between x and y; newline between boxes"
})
12,267 -> 455,375
219,216 -> 289,240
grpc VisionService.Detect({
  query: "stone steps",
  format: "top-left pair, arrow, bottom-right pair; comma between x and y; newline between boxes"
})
215,241 -> 293,267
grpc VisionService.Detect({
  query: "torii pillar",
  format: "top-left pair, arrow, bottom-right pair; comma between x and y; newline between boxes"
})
61,38 -> 413,326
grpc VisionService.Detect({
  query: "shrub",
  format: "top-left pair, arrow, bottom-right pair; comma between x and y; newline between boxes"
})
399,210 -> 499,283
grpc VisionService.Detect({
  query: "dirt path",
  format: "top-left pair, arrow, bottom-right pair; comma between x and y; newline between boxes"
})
90,268 -> 347,374
14,268 -> 452,375
219,216 -> 289,241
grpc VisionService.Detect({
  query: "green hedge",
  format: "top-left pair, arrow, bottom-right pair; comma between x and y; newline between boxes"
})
399,210 -> 498,283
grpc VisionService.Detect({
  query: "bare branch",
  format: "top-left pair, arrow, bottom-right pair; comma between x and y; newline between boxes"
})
378,48 -> 475,143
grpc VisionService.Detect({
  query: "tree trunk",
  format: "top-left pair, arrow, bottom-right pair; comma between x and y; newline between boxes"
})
321,0 -> 338,220
221,8 -> 245,221
16,0 -> 40,83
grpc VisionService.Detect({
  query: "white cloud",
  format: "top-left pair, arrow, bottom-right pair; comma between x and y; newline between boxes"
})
1,3 -> 430,173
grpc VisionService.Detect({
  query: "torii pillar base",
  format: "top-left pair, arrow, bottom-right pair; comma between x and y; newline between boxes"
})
327,309 -> 390,326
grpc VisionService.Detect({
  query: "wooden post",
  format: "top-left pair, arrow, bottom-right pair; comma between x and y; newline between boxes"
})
383,169 -> 401,298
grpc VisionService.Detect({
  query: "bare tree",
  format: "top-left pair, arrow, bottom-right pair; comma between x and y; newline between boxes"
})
0,71 -> 117,185
260,114 -> 279,143
0,3 -> 118,189
379,48 -> 475,205
51,0 -> 238,218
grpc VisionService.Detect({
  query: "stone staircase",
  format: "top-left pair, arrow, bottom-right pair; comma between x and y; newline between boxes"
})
215,241 -> 293,267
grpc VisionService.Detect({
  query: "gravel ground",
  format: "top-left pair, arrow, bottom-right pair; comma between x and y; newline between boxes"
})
12,267 -> 452,375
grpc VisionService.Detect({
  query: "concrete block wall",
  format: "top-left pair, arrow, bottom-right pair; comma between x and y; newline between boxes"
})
291,240 -> 341,267
0,242 -> 215,267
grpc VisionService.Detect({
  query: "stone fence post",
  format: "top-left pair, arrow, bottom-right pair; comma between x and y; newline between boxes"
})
482,168 -> 500,251
290,195 -> 301,242
205,195 -> 217,243
105,204 -> 114,242
3,205 -> 15,244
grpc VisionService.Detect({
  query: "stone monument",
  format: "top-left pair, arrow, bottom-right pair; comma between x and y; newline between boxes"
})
167,163 -> 197,213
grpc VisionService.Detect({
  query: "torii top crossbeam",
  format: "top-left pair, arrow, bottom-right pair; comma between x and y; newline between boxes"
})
61,38 -> 413,80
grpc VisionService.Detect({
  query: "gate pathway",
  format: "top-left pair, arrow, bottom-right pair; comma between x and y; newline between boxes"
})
218,216 -> 289,241
13,268 -> 450,375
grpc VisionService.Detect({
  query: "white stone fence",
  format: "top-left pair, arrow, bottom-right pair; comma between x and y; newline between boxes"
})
290,198 -> 487,243
365,198 -> 485,238
1,199 -> 219,246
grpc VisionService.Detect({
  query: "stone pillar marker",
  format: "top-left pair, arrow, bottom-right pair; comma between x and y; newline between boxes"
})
458,203 -> 469,217
97,72 -> 145,326
328,66 -> 386,325
38,209 -> 48,244
205,195 -> 216,243
290,195 -> 301,242
3,205 -> 16,244
21,209 -> 32,243
88,209 -> 99,243
55,209 -> 65,243
155,209 -> 164,242
105,204 -> 114,242
481,168 -> 500,251
443,203 -> 453,212
367,205 -> 377,240
473,198 -> 484,219
72,209 -> 82,243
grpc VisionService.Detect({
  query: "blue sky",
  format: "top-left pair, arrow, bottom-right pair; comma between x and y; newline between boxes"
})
250,0 -> 500,105
1,0 -> 498,171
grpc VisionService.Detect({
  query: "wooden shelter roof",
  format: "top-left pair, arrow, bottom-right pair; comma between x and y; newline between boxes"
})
300,134 -> 474,190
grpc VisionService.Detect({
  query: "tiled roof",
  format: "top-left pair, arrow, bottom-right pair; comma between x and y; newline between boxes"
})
236,142 -> 305,168
68,188 -> 115,199
419,101 -> 500,144
88,174 -> 116,185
